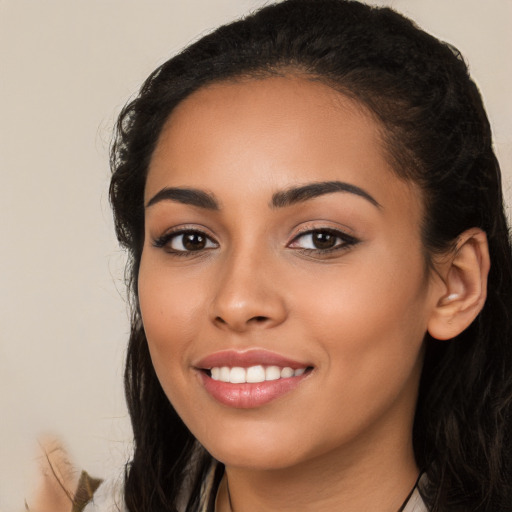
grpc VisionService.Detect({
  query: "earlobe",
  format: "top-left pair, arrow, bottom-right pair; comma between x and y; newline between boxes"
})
427,228 -> 490,341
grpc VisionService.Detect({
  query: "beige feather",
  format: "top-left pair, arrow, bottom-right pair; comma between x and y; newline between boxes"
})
26,435 -> 80,512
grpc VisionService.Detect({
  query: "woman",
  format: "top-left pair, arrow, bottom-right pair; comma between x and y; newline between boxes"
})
83,0 -> 512,510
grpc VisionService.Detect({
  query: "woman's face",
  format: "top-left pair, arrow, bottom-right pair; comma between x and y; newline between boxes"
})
139,76 -> 443,470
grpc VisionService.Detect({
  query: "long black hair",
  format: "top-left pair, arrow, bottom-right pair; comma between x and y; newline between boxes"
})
109,1 -> 512,510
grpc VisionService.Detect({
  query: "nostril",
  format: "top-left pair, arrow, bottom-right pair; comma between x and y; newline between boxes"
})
212,311 -> 280,331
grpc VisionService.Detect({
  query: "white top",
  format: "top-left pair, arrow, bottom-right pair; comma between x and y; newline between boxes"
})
403,487 -> 429,512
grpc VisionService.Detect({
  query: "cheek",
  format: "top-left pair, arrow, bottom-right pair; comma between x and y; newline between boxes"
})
295,250 -> 429,335
293,250 -> 430,384
288,268 -> 428,448
137,256 -> 210,421
137,254 -> 207,370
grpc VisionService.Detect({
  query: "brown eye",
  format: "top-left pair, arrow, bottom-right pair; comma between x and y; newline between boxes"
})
311,231 -> 337,249
288,228 -> 358,254
181,232 -> 207,251
153,230 -> 218,253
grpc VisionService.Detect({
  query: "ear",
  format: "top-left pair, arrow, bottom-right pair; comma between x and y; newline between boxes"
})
427,228 -> 490,340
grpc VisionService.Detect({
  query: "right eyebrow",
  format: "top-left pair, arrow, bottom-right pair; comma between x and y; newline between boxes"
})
271,180 -> 381,209
145,187 -> 220,210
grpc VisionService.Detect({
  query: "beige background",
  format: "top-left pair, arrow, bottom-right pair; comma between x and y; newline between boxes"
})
1,1 -> 510,510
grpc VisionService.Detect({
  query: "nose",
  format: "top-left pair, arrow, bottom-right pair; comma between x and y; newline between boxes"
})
210,249 -> 288,332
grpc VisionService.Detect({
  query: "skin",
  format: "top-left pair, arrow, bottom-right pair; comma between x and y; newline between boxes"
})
138,76 -> 448,511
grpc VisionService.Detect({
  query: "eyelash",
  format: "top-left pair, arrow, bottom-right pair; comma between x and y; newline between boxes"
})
288,228 -> 359,256
152,227 -> 359,257
152,228 -> 219,257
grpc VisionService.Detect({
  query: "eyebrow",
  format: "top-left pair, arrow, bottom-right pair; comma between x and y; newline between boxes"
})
145,180 -> 381,211
146,187 -> 220,210
271,181 -> 381,209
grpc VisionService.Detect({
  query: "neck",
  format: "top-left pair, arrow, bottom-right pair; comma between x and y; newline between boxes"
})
216,416 -> 419,512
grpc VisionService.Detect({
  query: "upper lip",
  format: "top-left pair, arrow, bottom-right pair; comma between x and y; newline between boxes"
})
195,349 -> 311,370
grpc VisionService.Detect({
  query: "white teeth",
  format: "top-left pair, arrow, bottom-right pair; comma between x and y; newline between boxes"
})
265,366 -> 281,381
246,365 -> 265,383
209,365 -> 308,383
220,366 -> 230,382
229,367 -> 246,383
280,367 -> 294,378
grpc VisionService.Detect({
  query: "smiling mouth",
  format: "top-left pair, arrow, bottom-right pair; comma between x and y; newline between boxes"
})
205,365 -> 312,383
195,350 -> 314,407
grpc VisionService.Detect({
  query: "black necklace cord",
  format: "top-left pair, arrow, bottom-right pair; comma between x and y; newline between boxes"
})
396,472 -> 423,512
209,468 -> 424,512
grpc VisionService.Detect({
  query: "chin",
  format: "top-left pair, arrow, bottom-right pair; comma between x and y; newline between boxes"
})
199,425 -> 322,471
212,444 -> 304,471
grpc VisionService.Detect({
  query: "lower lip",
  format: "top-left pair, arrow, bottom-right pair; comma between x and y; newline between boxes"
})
199,371 -> 309,409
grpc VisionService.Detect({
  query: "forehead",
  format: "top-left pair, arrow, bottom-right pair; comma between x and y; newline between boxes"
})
146,76 -> 419,216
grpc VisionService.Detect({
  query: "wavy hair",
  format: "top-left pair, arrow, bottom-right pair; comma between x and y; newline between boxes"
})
109,1 -> 512,510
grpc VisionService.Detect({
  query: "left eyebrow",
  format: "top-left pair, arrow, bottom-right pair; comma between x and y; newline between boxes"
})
145,187 -> 220,210
271,181 -> 381,209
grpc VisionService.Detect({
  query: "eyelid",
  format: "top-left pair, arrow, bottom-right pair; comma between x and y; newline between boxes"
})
288,221 -> 356,241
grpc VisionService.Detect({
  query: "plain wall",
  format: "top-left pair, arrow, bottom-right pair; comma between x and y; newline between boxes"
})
1,1 -> 510,510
